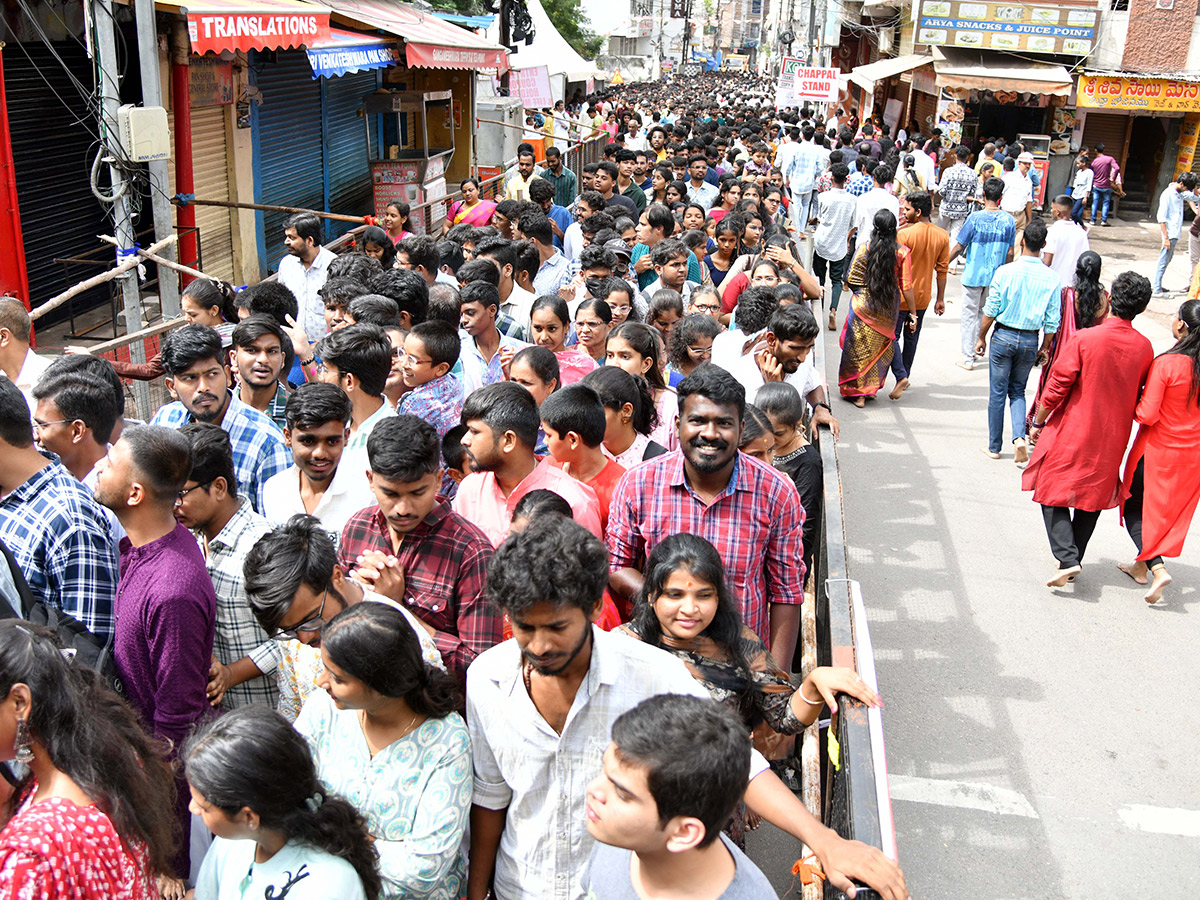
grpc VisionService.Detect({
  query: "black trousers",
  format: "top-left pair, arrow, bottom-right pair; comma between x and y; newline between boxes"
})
1041,505 -> 1102,569
1123,458 -> 1165,569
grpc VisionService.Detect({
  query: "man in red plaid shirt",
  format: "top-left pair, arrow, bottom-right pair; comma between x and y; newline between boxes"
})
337,414 -> 501,678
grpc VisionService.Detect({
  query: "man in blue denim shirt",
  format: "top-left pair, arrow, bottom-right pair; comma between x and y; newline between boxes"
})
975,218 -> 1061,464
1152,173 -> 1198,296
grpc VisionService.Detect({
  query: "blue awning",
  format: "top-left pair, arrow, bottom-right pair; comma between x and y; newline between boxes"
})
430,11 -> 495,28
306,28 -> 401,78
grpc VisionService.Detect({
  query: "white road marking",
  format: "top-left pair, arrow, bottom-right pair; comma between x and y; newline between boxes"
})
1118,804 -> 1200,837
889,774 -> 1039,818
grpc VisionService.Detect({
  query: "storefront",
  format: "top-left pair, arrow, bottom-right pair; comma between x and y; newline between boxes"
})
846,53 -> 934,139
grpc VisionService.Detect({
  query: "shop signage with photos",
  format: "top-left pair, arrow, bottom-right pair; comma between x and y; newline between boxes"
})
915,1 -> 1099,56
936,89 -> 964,146
1077,75 -> 1200,112
1174,113 -> 1200,177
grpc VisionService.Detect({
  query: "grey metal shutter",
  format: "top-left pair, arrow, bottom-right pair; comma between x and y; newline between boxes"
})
323,69 -> 375,242
189,104 -> 236,282
7,40 -> 110,323
253,50 -> 323,273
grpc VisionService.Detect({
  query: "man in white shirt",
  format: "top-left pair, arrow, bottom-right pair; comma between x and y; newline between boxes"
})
261,382 -> 375,540
1041,194 -> 1091,288
1000,157 -> 1034,240
466,515 -> 905,900
276,213 -> 336,344
852,164 -> 900,246
0,298 -> 51,415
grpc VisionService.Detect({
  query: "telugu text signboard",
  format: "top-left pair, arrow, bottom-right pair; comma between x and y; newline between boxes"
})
1077,74 -> 1200,112
792,66 -> 840,102
914,0 -> 1098,57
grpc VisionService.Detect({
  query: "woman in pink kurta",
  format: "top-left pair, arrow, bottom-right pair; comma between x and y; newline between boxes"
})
1118,300 -> 1200,603
1024,274 -> 1154,586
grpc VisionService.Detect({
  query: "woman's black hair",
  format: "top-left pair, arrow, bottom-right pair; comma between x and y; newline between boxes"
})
1167,299 -> 1200,405
864,209 -> 901,319
459,176 -> 481,192
750,259 -> 780,281
183,277 -> 238,323
608,322 -> 668,390
361,225 -> 397,270
322,603 -> 460,716
628,535 -> 756,721
0,621 -> 179,875
185,707 -> 382,900
712,214 -> 743,249
511,488 -> 573,524
531,294 -> 571,328
510,345 -> 561,396
739,403 -> 772,449
576,297 -> 613,325
386,201 -> 410,222
668,313 -> 722,369
666,179 -> 690,201
582,365 -> 659,436
1073,251 -> 1105,329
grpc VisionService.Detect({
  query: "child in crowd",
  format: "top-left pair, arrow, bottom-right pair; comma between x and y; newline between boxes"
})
606,322 -> 679,451
531,294 -> 597,385
581,366 -> 668,476
507,345 -> 561,455
647,289 -> 685,346
757,381 -> 822,578
441,423 -> 473,499
666,313 -> 721,386
398,320 -> 465,440
540,384 -> 627,532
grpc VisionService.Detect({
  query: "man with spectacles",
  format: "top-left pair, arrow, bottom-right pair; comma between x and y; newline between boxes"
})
92,424 -> 215,879
150,324 -> 290,514
314,322 -> 395,453
242,513 -> 443,722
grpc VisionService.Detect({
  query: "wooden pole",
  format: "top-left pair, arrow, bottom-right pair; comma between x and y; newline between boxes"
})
31,234 -> 178,322
98,234 -> 209,283
179,197 -> 367,224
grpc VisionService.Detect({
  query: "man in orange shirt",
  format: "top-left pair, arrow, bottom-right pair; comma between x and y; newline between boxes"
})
889,190 -> 950,401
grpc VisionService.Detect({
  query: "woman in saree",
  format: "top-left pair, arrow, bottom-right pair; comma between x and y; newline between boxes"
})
1026,250 -> 1109,432
616,534 -> 879,846
838,209 -> 915,407
442,177 -> 496,235
1119,299 -> 1200,604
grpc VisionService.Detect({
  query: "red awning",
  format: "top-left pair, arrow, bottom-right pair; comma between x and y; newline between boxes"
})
158,0 -> 332,55
323,0 -> 508,70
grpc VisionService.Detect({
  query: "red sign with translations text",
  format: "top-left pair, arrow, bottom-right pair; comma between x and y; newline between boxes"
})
187,11 -> 330,55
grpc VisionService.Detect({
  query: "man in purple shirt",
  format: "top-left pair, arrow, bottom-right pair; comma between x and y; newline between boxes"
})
1089,143 -> 1121,227
94,424 -> 216,878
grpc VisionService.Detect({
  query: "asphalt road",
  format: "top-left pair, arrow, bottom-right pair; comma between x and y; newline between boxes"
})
748,219 -> 1200,898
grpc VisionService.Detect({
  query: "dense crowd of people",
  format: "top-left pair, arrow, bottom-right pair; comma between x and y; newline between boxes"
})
0,68 -> 1195,900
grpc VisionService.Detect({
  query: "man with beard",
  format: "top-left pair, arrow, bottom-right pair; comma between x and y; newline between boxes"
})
150,324 -> 290,514
466,515 -> 908,900
230,315 -> 290,431
242,512 -> 443,721
606,364 -> 805,669
261,382 -> 375,537
336,414 -> 500,679
276,212 -> 336,343
450,381 -> 602,547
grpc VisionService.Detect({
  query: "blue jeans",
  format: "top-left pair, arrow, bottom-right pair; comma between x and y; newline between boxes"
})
1091,187 -> 1112,224
1070,196 -> 1086,226
1153,237 -> 1177,293
987,326 -> 1038,453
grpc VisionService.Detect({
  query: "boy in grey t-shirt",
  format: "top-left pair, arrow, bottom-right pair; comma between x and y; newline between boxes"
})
580,694 -> 777,899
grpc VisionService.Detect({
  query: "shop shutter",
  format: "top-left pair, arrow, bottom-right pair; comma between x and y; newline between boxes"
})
323,70 -> 375,241
254,50 -> 323,274
912,91 -> 938,135
188,105 -> 236,282
7,40 -> 110,322
1081,113 -> 1128,160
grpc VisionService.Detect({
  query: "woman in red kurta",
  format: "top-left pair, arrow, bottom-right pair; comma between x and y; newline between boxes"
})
1024,273 -> 1154,587
1118,300 -> 1200,603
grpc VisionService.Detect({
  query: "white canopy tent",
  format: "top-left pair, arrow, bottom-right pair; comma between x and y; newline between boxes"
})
487,0 -> 603,101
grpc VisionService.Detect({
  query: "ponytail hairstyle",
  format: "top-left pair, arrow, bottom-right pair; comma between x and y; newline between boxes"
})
0,621 -> 178,876
739,403 -> 773,450
1072,251 -> 1105,330
901,154 -> 921,191
608,321 -> 668,390
864,209 -> 901,319
182,277 -> 238,323
582,365 -> 659,436
185,707 -> 382,900
1166,299 -> 1200,406
321,603 -> 461,717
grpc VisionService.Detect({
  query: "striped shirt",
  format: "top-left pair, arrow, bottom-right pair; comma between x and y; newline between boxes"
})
198,500 -> 281,710
985,257 -> 1062,334
0,458 -> 118,639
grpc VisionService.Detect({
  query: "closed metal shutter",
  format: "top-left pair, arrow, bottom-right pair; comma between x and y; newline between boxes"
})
189,105 -> 235,282
7,40 -> 110,322
912,91 -> 938,135
1081,112 -> 1128,159
254,50 -> 323,273
324,70 -> 375,241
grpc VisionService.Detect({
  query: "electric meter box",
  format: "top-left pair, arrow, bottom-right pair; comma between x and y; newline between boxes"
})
117,105 -> 170,162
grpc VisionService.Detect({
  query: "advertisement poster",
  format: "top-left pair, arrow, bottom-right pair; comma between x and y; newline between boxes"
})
1078,75 -> 1200,113
936,89 -> 964,146
914,0 -> 1098,56
1050,106 -> 1076,154
1174,113 -> 1200,178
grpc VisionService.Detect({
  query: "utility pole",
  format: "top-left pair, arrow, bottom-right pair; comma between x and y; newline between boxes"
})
133,0 -> 180,317
93,0 -> 151,415
500,0 -> 512,95
806,0 -> 817,63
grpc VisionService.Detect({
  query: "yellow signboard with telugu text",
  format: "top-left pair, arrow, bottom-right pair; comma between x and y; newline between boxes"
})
1077,75 -> 1200,112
